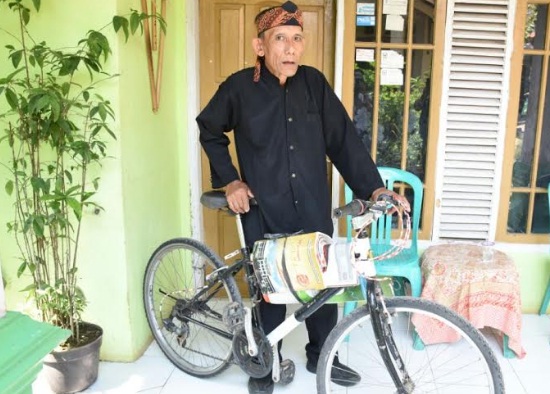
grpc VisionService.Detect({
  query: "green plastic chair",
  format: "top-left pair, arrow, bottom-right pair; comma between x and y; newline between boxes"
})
343,167 -> 424,316
539,182 -> 550,315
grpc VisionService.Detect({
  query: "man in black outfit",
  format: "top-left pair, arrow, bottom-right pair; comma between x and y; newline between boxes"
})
197,2 -> 408,393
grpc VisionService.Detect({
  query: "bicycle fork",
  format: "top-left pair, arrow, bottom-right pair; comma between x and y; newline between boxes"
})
365,279 -> 414,394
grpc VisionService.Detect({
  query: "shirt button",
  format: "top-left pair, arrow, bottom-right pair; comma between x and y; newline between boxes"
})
294,200 -> 299,205
291,173 -> 296,178
289,145 -> 294,150
288,117 -> 293,122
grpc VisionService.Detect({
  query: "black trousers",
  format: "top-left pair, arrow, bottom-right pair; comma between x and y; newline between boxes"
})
259,298 -> 338,363
243,206 -> 338,362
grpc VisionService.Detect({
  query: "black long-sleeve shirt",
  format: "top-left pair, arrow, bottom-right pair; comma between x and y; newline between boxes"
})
197,63 -> 383,244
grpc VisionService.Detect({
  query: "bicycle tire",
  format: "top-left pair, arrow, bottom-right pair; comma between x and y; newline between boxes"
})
143,238 -> 242,378
317,297 -> 505,393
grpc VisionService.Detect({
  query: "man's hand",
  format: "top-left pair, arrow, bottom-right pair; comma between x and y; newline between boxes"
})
225,180 -> 254,213
371,187 -> 411,213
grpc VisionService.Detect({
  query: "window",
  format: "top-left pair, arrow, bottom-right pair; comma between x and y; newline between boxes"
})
499,1 -> 550,242
342,0 -> 445,239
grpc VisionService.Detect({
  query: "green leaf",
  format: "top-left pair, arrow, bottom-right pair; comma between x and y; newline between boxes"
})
50,96 -> 61,120
30,176 -> 47,193
83,57 -> 101,73
98,103 -> 107,121
5,180 -> 13,196
59,56 -> 80,76
65,185 -> 81,196
20,283 -> 36,292
61,82 -> 70,96
17,261 -> 27,278
65,170 -> 73,183
67,197 -> 82,221
130,11 -> 141,35
21,7 -> 30,25
2,67 -> 25,83
113,16 -> 129,42
87,30 -> 111,62
32,215 -> 45,237
5,88 -> 18,109
10,49 -> 23,68
32,0 -> 41,12
34,94 -> 51,112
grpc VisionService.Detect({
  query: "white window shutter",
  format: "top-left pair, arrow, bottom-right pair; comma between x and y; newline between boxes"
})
433,0 -> 514,241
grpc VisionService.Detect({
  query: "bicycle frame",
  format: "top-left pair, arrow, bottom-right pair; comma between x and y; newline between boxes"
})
363,278 -> 412,393
147,192 -> 503,393
178,199 -> 412,390
228,211 -> 412,390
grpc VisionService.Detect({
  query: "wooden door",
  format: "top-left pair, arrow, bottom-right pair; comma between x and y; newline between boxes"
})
199,0 -> 335,295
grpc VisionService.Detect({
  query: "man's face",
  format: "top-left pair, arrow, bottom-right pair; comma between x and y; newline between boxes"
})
254,25 -> 305,85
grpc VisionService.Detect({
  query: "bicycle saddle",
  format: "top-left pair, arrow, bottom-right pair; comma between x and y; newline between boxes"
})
200,190 -> 258,211
200,190 -> 229,210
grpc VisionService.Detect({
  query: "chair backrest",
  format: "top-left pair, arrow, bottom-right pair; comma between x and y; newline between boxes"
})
345,166 -> 424,248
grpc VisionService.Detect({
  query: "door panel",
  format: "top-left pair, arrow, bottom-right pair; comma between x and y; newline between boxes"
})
199,0 -> 335,295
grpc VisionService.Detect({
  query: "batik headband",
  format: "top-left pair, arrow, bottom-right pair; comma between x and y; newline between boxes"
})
253,1 -> 303,82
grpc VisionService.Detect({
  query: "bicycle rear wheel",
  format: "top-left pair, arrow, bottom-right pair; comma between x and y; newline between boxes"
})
318,297 -> 504,393
143,238 -> 242,377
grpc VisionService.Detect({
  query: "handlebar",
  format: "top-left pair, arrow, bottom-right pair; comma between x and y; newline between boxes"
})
332,194 -> 398,219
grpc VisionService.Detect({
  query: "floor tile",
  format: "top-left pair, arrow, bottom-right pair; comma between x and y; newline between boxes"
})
514,370 -> 549,394
507,334 -> 550,372
31,312 -> 550,393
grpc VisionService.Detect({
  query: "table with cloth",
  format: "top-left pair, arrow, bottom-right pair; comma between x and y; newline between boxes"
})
413,243 -> 526,358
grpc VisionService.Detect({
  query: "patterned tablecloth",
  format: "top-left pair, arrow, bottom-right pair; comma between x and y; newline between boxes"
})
413,243 -> 526,358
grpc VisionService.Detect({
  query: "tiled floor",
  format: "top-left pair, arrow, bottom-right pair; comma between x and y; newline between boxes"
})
33,312 -> 550,394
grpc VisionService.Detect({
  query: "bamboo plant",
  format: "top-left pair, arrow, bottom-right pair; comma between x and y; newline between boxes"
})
0,0 -> 165,346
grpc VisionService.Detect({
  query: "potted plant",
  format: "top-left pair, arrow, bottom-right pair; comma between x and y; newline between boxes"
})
0,1 -> 165,392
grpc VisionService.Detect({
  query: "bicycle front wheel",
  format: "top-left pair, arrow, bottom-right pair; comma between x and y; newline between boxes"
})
143,238 -> 242,377
318,297 -> 504,393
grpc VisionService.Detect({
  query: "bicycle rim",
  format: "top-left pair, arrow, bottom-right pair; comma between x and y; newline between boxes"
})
143,238 -> 241,377
318,297 -> 504,393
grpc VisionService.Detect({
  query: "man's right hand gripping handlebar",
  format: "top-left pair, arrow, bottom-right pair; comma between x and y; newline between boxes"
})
225,180 -> 255,214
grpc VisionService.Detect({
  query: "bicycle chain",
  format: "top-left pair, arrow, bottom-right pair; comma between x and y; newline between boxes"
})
181,345 -> 229,362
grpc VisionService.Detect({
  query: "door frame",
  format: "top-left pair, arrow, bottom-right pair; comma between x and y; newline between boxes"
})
186,0 -> 203,241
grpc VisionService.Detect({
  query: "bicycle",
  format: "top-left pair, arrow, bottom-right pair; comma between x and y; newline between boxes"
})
143,190 -> 505,393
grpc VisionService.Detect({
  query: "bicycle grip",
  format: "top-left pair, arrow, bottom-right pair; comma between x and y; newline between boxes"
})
332,199 -> 367,218
376,193 -> 397,205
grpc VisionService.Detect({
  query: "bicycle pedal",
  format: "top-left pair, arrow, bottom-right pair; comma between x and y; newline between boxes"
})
222,302 -> 244,333
278,359 -> 295,385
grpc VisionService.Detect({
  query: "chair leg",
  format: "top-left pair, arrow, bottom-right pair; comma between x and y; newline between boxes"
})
413,331 -> 425,350
343,301 -> 358,316
409,277 -> 422,298
539,277 -> 550,315
503,335 -> 516,358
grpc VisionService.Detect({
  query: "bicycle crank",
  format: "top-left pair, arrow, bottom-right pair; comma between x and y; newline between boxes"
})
232,327 -> 273,378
